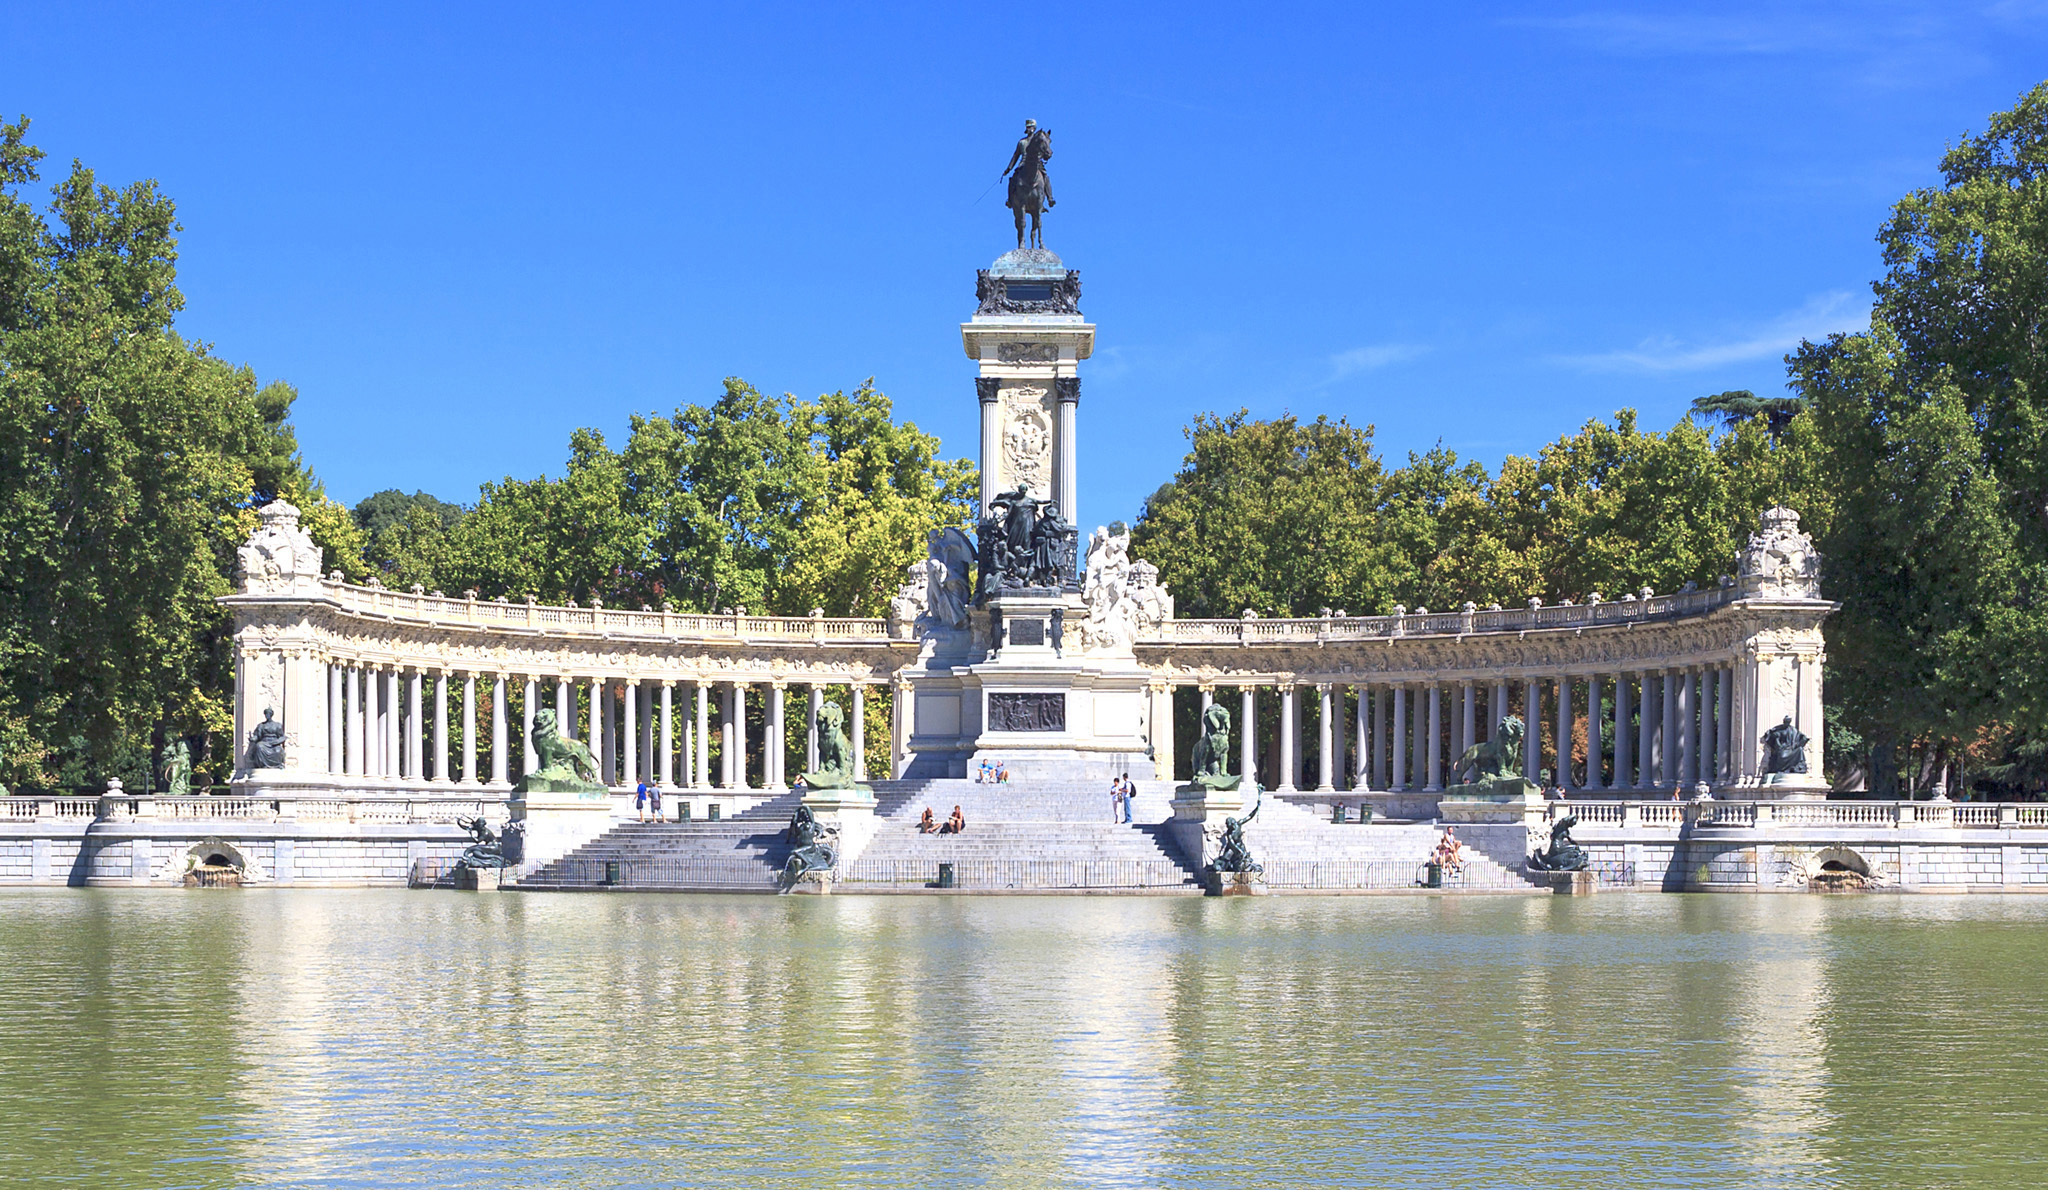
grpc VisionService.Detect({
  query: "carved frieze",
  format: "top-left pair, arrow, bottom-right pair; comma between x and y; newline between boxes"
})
996,342 -> 1059,363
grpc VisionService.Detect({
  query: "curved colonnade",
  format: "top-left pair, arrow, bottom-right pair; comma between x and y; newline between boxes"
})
227,567 -> 1832,804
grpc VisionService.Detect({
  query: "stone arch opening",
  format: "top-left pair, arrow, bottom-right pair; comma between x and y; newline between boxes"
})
185,841 -> 247,888
1807,847 -> 1873,891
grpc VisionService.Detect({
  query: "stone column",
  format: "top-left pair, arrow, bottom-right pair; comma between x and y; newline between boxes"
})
328,663 -> 344,774
601,682 -> 618,786
1354,685 -> 1369,789
1678,668 -> 1698,789
586,676 -> 602,752
1277,685 -> 1298,793
490,674 -> 508,786
1316,685 -> 1335,792
977,376 -> 1002,511
1699,667 -> 1719,788
1459,682 -> 1476,769
1638,672 -> 1657,793
405,670 -> 422,779
1056,377 -> 1080,525
1522,679 -> 1540,781
556,679 -> 572,738
1375,685 -> 1391,789
522,677 -> 538,778
806,684 -> 823,774
461,672 -> 478,785
1554,674 -> 1572,791
1662,667 -> 1681,788
639,683 -> 654,786
1613,673 -> 1633,790
852,683 -> 867,780
720,683 -> 738,788
1492,680 -> 1510,738
1239,686 -> 1257,787
380,669 -> 393,776
345,666 -> 364,775
1391,686 -> 1408,790
659,683 -> 674,788
434,671 -> 450,783
1583,674 -> 1603,791
1425,683 -> 1443,791
696,682 -> 711,789
766,683 -> 786,790
1718,667 -> 1735,785
622,678 -> 639,787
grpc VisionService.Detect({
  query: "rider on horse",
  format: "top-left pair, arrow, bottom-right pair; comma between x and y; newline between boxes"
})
1005,119 -> 1055,215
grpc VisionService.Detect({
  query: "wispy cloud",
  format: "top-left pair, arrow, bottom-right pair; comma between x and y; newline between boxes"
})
1554,292 -> 1868,373
1324,343 -> 1429,384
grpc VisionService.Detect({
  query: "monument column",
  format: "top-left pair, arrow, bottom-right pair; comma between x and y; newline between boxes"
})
555,679 -> 572,737
522,677 -> 538,777
490,674 -> 508,786
1239,686 -> 1257,788
1662,666 -> 1682,789
1391,686 -> 1408,790
659,682 -> 674,788
1056,377 -> 1079,521
1277,685 -> 1298,793
1521,678 -> 1540,781
433,670 -> 450,783
696,682 -> 712,789
806,684 -> 823,774
1614,673 -> 1633,790
1460,682 -> 1477,766
766,683 -> 786,791
328,664 -> 344,774
639,683 -> 654,786
1718,666 -> 1735,785
1699,667 -> 1719,788
461,672 -> 478,785
1355,686 -> 1370,789
344,665 -> 362,775
1637,671 -> 1657,792
1317,685 -> 1335,793
1425,683 -> 1443,791
1584,674 -> 1603,791
851,683 -> 867,780
1555,674 -> 1572,790
622,678 -> 638,787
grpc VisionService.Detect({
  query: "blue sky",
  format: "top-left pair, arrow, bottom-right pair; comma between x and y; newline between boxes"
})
7,2 -> 2048,533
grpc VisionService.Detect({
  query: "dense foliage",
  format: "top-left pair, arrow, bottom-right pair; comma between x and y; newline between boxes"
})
0,118 -> 357,789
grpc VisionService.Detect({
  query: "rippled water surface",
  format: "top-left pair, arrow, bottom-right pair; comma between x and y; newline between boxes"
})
3,889 -> 2045,1189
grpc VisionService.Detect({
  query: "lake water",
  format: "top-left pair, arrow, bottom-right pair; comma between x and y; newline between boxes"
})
3,889 -> 2044,1189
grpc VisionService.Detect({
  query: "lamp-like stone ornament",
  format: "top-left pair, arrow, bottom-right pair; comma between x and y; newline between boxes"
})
237,500 -> 324,595
1738,506 -> 1822,599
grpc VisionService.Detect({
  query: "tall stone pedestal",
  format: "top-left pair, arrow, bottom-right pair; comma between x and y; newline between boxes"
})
509,787 -> 614,869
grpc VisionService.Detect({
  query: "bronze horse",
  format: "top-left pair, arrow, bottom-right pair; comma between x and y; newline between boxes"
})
1005,123 -> 1054,249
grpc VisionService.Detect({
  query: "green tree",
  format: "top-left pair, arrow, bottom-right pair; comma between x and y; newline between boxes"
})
1131,411 -> 1400,618
445,378 -> 974,615
1690,389 -> 1807,439
0,117 -> 333,786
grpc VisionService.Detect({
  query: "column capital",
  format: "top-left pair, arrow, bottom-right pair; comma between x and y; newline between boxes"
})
1054,375 -> 1080,404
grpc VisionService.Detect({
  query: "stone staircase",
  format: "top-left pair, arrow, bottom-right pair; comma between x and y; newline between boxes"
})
1237,796 -> 1543,891
515,790 -> 804,891
834,778 -> 1197,891
512,778 -> 1544,894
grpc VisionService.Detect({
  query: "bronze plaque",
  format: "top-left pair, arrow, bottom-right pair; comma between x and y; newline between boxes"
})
988,692 -> 1066,732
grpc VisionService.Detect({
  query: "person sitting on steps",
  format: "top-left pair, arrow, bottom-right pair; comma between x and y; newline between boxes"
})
918,807 -> 938,834
941,805 -> 966,834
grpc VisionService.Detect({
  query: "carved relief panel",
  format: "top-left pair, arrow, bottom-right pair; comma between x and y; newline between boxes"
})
1000,384 -> 1055,498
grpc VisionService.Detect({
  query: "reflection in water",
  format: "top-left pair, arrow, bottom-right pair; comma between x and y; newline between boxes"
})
4,890 -> 2048,1188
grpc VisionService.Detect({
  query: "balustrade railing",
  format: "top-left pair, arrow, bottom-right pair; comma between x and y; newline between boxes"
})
1539,798 -> 2048,831
319,579 -> 895,643
1146,585 -> 1739,646
71,795 -> 508,826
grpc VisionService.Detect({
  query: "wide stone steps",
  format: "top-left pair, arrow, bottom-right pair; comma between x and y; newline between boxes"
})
514,778 -> 1544,893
